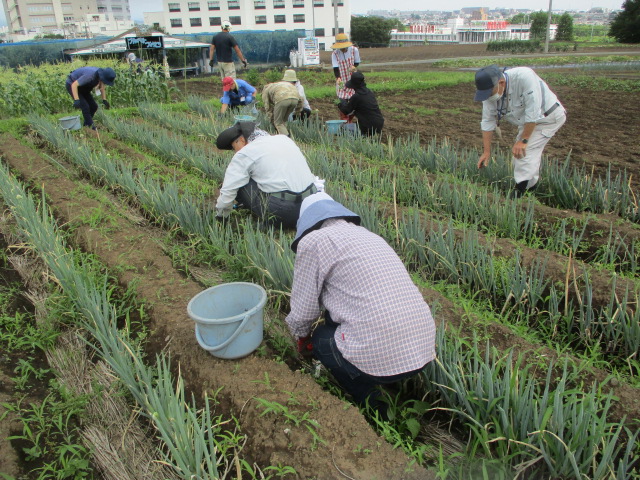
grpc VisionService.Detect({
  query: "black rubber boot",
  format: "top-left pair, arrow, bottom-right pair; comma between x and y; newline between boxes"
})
511,180 -> 529,199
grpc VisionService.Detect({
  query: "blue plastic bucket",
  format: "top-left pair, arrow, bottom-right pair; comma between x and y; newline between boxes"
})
187,282 -> 267,359
325,119 -> 346,134
59,115 -> 81,131
234,115 -> 256,123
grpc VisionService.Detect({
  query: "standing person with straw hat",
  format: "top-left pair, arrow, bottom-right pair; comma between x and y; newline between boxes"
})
331,33 -> 360,122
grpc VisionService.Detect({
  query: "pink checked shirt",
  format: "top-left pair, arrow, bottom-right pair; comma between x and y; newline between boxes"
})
285,219 -> 436,377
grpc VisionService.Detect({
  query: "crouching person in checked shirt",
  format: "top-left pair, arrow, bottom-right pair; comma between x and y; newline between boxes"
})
285,193 -> 436,412
215,121 -> 323,228
475,65 -> 566,198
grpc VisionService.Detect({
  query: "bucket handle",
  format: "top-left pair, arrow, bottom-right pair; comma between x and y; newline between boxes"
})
195,312 -> 252,353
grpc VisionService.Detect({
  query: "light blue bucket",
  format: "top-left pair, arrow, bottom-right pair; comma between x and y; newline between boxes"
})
187,282 -> 267,359
325,119 -> 346,134
59,115 -> 81,131
234,115 -> 256,123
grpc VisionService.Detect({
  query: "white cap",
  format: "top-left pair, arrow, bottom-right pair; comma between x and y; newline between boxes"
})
222,20 -> 231,30
299,192 -> 333,219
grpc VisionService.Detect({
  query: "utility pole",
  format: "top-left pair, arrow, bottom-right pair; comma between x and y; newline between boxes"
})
544,0 -> 552,53
333,0 -> 339,37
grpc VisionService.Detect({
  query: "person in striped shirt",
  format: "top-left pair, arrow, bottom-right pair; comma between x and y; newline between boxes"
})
285,193 -> 436,411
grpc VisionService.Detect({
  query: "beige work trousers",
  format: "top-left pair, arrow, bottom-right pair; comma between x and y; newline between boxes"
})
218,62 -> 236,79
271,97 -> 298,136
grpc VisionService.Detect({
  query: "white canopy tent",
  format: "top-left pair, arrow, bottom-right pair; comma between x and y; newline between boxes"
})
66,27 -> 211,77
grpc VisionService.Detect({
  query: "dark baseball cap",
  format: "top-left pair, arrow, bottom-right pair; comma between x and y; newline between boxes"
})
474,65 -> 502,101
216,121 -> 257,150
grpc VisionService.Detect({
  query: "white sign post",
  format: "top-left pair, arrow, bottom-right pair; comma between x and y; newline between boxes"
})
297,37 -> 320,66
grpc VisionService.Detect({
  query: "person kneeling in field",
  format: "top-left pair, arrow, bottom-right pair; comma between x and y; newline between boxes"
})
285,193 -> 436,412
215,121 -> 323,228
338,72 -> 384,137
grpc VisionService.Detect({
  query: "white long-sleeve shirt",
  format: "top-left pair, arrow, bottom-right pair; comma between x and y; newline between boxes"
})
481,67 -> 562,131
216,134 -> 315,216
295,81 -> 310,110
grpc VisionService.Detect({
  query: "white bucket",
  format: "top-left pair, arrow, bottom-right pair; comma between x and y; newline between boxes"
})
59,115 -> 81,131
187,282 -> 266,359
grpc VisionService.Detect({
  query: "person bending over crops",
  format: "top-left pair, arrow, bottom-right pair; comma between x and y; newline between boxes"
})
474,65 -> 566,198
285,193 -> 436,414
261,80 -> 303,136
282,69 -> 312,121
66,67 -> 116,130
219,76 -> 256,115
337,72 -> 384,137
214,121 -> 324,228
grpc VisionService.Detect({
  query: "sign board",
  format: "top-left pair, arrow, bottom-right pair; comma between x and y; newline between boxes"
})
126,36 -> 164,49
298,37 -> 319,66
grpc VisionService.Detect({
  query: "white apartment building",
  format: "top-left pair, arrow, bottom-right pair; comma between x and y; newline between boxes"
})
1,0 -> 131,36
151,0 -> 351,50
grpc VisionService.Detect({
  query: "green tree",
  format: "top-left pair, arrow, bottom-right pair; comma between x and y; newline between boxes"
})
609,0 -> 640,43
509,13 -> 528,23
529,11 -> 562,39
350,16 -> 396,47
556,12 -> 574,41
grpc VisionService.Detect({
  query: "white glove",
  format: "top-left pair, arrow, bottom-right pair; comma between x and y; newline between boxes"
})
313,176 -> 325,193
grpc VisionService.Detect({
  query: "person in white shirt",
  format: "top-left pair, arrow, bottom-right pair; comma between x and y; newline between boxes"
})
215,121 -> 321,228
475,65 -> 567,197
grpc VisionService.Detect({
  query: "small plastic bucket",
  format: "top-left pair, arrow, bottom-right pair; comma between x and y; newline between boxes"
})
187,282 -> 266,359
59,115 -> 81,131
234,115 -> 256,123
326,119 -> 346,134
343,122 -> 357,135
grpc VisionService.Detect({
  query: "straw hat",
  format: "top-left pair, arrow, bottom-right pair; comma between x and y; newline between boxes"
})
331,33 -> 353,49
282,69 -> 298,82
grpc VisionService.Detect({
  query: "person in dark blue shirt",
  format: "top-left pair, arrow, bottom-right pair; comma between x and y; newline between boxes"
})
65,67 -> 116,129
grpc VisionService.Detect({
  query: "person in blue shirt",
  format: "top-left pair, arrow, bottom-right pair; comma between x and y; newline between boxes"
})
66,67 -> 116,129
220,76 -> 256,114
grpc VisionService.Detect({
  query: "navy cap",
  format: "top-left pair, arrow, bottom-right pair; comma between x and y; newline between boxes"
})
474,65 -> 502,102
98,67 -> 116,86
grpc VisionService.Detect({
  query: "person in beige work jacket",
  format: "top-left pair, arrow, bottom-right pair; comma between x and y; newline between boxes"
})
261,81 -> 302,136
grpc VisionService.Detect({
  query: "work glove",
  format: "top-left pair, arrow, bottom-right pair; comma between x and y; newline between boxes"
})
297,336 -> 313,358
242,59 -> 248,68
102,99 -> 110,110
209,59 -> 215,68
73,99 -> 82,109
245,95 -> 253,104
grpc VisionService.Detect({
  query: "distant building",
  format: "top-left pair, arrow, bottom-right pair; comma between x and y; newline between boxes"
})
1,0 -> 132,37
390,18 -> 554,46
145,0 -> 351,51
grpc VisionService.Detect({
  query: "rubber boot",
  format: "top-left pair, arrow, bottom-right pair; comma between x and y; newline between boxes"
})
511,180 -> 529,199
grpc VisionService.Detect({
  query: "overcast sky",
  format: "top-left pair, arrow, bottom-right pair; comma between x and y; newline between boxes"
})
1,0 -> 625,28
